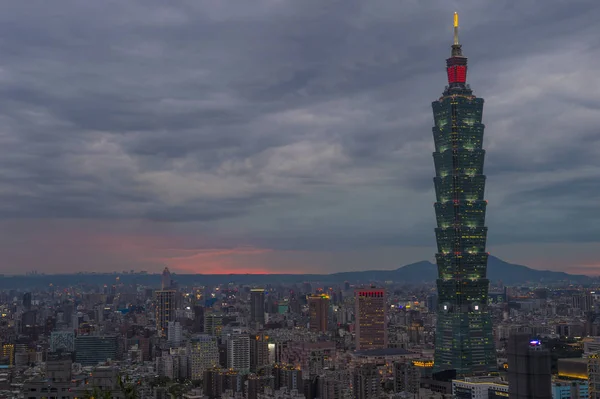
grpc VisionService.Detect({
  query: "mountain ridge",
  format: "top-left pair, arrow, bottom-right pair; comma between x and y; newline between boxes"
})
0,256 -> 590,288
321,256 -> 589,285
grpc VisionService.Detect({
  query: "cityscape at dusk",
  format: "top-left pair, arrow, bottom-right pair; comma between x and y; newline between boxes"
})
2,2 -> 600,399
0,2 -> 599,275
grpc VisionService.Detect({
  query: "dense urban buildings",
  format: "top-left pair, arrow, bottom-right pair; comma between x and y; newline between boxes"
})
0,11 -> 597,399
2,267 -> 600,398
431,12 -> 496,375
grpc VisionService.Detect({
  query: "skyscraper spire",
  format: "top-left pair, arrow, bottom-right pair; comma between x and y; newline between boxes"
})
161,266 -> 172,290
431,12 -> 496,376
453,12 -> 459,45
447,12 -> 467,86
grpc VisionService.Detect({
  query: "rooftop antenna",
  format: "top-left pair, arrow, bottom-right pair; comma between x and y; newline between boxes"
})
453,12 -> 459,45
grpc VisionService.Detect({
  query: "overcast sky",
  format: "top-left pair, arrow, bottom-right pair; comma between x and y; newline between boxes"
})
0,0 -> 599,275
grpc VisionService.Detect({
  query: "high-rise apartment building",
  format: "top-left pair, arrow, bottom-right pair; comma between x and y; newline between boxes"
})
431,13 -> 496,375
394,361 -> 420,395
188,335 -> 220,380
250,332 -> 270,373
227,334 -> 250,372
353,363 -> 381,399
250,289 -> 266,325
22,292 -> 32,310
354,288 -> 387,350
156,290 -> 176,337
308,294 -> 329,333
319,371 -> 346,399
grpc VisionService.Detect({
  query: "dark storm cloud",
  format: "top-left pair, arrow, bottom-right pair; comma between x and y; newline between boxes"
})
0,0 -> 599,259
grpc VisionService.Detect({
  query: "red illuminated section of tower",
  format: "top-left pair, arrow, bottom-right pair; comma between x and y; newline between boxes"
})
446,12 -> 468,85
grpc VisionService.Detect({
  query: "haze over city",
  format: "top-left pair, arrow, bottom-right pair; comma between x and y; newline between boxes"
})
1,1 -> 600,275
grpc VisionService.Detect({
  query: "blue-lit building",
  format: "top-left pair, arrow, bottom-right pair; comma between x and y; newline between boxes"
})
552,380 -> 588,399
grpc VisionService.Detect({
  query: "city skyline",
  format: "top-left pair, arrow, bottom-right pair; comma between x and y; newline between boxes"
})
0,2 -> 600,275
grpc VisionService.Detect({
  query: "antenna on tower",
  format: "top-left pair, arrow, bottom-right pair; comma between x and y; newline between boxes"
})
453,12 -> 459,45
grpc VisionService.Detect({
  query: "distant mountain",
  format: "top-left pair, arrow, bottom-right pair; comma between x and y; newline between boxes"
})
0,256 -> 590,289
486,256 -> 589,285
312,256 -> 589,285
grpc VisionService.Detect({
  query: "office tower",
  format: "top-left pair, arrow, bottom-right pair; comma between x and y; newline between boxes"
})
250,289 -> 266,325
204,312 -> 224,336
192,305 -> 205,333
168,321 -> 183,347
227,334 -> 250,372
289,293 -> 301,314
161,266 -> 172,290
21,310 -> 37,329
355,288 -> 387,350
95,305 -> 104,323
353,363 -> 381,399
431,13 -> 496,375
506,333 -> 551,399
23,292 -> 32,310
308,294 -> 329,333
74,335 -> 118,366
188,335 -> 220,380
426,293 -> 438,313
50,331 -> 75,352
71,313 -> 79,330
250,332 -> 269,373
156,290 -> 176,336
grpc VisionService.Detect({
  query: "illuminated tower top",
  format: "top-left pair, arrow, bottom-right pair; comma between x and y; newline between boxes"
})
453,12 -> 459,45
447,12 -> 468,88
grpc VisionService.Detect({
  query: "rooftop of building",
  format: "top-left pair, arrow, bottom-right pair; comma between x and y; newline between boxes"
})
353,348 -> 414,357
454,376 -> 506,384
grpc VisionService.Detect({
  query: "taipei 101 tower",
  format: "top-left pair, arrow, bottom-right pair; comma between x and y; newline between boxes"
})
431,13 -> 496,375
